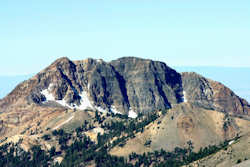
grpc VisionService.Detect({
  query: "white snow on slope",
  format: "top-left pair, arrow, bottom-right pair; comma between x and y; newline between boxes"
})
229,140 -> 235,145
41,84 -> 74,109
183,91 -> 187,102
78,91 -> 93,110
128,108 -> 138,118
41,83 -> 137,118
41,84 -> 93,110
110,105 -> 122,114
180,91 -> 188,103
95,106 -> 108,113
41,84 -> 54,101
56,99 -> 73,109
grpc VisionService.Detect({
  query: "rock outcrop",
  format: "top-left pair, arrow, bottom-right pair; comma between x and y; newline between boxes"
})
0,57 -> 183,116
0,57 -> 249,118
110,57 -> 183,113
182,72 -> 250,115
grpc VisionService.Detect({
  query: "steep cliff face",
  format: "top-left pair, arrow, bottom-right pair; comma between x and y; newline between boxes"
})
182,72 -> 250,115
0,57 -> 249,118
110,57 -> 183,113
0,57 -> 183,116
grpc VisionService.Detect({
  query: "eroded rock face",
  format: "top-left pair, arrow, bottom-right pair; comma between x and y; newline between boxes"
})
182,72 -> 250,115
110,57 -> 183,113
0,57 -> 183,115
0,57 -> 249,117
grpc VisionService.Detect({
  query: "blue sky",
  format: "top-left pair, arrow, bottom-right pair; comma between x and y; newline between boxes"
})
0,0 -> 250,75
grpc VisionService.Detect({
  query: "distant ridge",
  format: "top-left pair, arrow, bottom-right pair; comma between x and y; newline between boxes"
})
175,66 -> 250,103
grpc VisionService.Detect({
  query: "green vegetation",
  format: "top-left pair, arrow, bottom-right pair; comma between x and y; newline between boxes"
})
42,134 -> 51,141
0,110 -> 238,167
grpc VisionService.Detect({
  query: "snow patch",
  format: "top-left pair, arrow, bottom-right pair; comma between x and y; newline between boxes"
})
180,91 -> 188,103
110,105 -> 122,114
48,83 -> 54,91
128,108 -> 137,118
41,85 -> 111,113
95,106 -> 108,113
41,84 -> 94,110
229,140 -> 235,145
41,84 -> 137,119
41,85 -> 74,109
78,91 -> 93,110
183,91 -> 187,102
41,84 -> 54,101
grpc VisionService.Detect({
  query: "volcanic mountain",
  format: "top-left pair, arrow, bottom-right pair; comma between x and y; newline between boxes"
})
0,57 -> 250,166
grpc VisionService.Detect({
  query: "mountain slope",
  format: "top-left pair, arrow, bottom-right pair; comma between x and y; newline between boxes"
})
183,132 -> 250,167
110,103 -> 250,157
0,57 -> 184,116
0,57 -> 250,167
0,57 -> 250,137
182,72 -> 250,116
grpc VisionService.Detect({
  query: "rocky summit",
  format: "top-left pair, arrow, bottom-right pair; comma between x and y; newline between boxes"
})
0,57 -> 182,116
0,57 -> 249,118
1,57 -> 250,167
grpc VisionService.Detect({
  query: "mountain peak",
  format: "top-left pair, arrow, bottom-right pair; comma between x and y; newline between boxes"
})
1,57 -> 250,166
54,56 -> 71,63
1,57 -> 249,119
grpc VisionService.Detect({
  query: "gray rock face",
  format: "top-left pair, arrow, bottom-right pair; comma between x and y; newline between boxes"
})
25,57 -> 183,114
110,57 -> 183,113
1,57 -> 249,117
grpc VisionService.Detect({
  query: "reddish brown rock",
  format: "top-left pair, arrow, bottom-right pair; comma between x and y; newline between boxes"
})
182,72 -> 250,116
